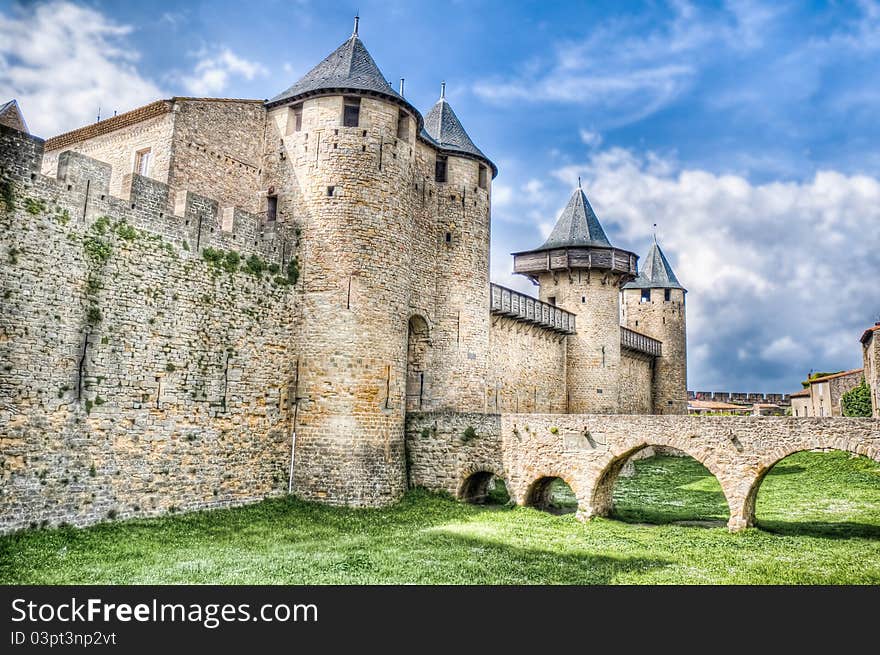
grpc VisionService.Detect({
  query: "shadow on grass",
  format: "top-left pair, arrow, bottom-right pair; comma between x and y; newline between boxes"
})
756,520 -> 880,540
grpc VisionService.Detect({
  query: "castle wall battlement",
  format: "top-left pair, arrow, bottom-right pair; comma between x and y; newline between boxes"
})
2,125 -> 294,267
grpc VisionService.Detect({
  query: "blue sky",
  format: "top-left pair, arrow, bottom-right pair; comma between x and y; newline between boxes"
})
2,0 -> 879,393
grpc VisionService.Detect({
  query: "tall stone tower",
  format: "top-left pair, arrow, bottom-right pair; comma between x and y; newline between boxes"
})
621,237 -> 688,414
263,19 -> 421,506
513,183 -> 637,413
421,84 -> 495,412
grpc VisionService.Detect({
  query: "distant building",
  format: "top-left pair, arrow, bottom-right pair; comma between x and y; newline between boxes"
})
790,369 -> 863,417
790,388 -> 811,417
687,399 -> 752,415
862,323 -> 880,417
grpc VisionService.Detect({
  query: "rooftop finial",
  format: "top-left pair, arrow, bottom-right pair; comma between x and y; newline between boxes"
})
653,223 -> 658,242
577,176 -> 582,189
399,78 -> 405,96
353,13 -> 359,36
440,81 -> 446,99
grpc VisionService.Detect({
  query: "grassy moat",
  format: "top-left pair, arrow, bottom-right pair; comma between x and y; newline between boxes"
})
1,451 -> 878,584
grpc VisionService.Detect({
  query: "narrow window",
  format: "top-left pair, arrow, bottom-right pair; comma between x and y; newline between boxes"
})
548,296 -> 556,306
343,97 -> 361,127
293,105 -> 303,132
664,288 -> 671,301
641,289 -> 651,303
396,111 -> 409,140
581,296 -> 586,303
478,164 -> 488,189
266,195 -> 277,222
326,186 -> 335,197
435,155 -> 447,183
134,148 -> 152,176
445,231 -> 451,244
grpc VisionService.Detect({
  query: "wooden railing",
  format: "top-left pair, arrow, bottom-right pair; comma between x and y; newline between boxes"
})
620,326 -> 662,357
490,283 -> 576,334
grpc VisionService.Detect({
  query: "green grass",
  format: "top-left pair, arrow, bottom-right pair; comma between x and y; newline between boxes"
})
1,452 -> 878,584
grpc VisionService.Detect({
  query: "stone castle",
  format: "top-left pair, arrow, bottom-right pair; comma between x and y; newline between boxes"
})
7,22 -> 874,534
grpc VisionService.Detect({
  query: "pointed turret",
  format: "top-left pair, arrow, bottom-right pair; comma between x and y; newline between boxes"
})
623,237 -> 686,291
422,83 -> 496,176
267,20 -> 408,109
539,185 -> 611,250
511,184 -> 638,414
512,183 -> 637,282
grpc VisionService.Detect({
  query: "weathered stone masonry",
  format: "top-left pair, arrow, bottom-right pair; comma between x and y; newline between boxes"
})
1,124 -> 299,532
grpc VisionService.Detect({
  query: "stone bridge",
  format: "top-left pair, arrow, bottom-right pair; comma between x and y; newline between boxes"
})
405,413 -> 880,531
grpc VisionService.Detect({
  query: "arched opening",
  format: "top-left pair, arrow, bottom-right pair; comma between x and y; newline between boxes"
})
752,449 -> 880,538
596,446 -> 730,527
526,476 -> 578,515
460,471 -> 510,506
406,315 -> 431,412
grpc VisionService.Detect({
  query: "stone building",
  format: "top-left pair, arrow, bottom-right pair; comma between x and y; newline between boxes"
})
790,389 -> 811,417
862,323 -> 880,417
0,21 -> 690,530
790,368 -> 864,417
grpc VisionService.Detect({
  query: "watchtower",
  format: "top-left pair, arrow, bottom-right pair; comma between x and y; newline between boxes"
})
513,183 -> 638,413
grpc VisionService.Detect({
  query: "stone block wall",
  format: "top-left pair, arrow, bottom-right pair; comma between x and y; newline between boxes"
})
487,316 -> 567,413
618,352 -> 653,414
0,124 -> 300,533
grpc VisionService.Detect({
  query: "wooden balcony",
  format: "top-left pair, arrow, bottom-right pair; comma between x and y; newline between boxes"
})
490,283 -> 576,334
620,326 -> 662,358
512,246 -> 638,282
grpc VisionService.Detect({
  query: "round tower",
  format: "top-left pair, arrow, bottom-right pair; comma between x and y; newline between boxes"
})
513,182 -> 638,413
263,20 -> 423,505
621,236 -> 688,414
421,83 -> 496,412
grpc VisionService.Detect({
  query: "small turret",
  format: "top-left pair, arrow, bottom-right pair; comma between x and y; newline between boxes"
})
622,236 -> 688,414
513,183 -> 638,413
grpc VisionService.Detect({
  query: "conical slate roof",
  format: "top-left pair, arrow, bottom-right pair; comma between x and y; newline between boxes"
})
423,96 -> 488,162
268,30 -> 402,106
622,238 -> 685,290
537,187 -> 612,250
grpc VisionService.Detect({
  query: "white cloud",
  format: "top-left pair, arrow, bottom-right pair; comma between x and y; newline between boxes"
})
579,129 -> 602,148
178,49 -> 268,97
492,145 -> 880,391
0,1 -> 166,137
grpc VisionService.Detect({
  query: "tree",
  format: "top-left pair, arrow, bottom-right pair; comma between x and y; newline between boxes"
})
841,377 -> 872,417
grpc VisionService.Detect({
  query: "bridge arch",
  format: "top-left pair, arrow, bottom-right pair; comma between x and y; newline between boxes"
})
459,467 -> 509,505
734,439 -> 880,530
525,474 -> 580,515
587,441 -> 736,523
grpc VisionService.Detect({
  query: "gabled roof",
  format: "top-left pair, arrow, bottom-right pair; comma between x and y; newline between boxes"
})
0,99 -> 28,134
535,186 -> 612,251
789,389 -> 811,398
267,28 -> 402,106
423,93 -> 493,170
622,237 -> 686,291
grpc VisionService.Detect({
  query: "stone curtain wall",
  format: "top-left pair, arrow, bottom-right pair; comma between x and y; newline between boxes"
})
0,125 -> 299,532
405,412 -> 880,531
487,316 -> 567,413
618,352 -> 653,414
